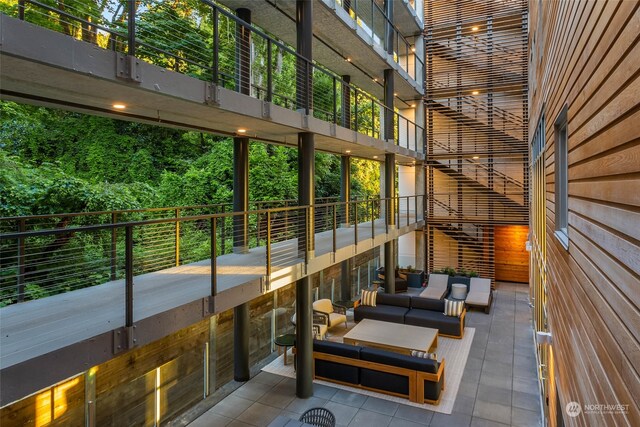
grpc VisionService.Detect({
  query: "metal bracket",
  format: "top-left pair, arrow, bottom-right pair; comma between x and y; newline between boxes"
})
261,101 -> 271,118
330,123 -> 336,137
261,276 -> 271,293
116,54 -> 142,83
112,325 -> 136,354
203,296 -> 214,316
205,83 -> 220,106
301,113 -> 309,129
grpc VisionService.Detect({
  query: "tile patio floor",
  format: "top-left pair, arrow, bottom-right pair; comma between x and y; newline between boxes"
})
182,282 -> 542,427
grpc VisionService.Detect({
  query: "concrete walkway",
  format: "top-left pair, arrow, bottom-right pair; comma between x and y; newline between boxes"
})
186,282 -> 543,427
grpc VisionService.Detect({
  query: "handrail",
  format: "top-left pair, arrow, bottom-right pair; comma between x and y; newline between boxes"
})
11,0 -> 425,152
0,196 -> 424,306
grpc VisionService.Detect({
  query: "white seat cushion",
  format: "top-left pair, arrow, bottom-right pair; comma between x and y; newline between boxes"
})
328,312 -> 347,328
466,291 -> 491,306
419,286 -> 447,300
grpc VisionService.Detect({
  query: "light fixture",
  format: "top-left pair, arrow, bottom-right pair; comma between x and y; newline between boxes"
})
112,103 -> 126,110
471,26 -> 479,31
373,78 -> 378,82
472,156 -> 480,159
410,104 -> 416,108
373,155 -> 378,159
345,57 -> 352,62
472,91 -> 479,95
237,128 -> 247,133
345,150 -> 351,154
394,92 -> 398,96
411,46 -> 416,52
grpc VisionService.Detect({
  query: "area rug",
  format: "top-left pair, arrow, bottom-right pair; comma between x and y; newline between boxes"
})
262,327 -> 475,414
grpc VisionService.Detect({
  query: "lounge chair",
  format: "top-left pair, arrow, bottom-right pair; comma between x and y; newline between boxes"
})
312,299 -> 348,329
419,274 -> 449,299
291,311 -> 329,340
465,278 -> 493,313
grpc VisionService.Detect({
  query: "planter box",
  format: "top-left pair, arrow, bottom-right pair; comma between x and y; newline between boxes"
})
405,271 -> 425,288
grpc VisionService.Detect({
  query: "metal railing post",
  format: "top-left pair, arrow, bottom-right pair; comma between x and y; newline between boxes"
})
266,211 -> 271,279
111,213 -> 117,281
385,198 -> 389,234
406,196 -> 410,226
210,217 -> 217,299
220,204 -> 226,254
267,39 -> 273,102
354,201 -> 358,246
354,89 -> 359,133
213,8 -> 219,85
371,199 -> 375,239
333,76 -> 337,123
18,0 -> 25,20
125,225 -> 134,328
17,219 -> 25,302
332,204 -> 337,254
175,208 -> 180,267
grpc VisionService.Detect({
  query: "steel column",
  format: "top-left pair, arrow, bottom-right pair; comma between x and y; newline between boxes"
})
384,0 -> 394,55
233,137 -> 249,253
295,276 -> 313,398
296,0 -> 313,113
385,152 -> 396,293
384,69 -> 395,142
233,303 -> 250,381
298,132 -> 315,256
235,8 -> 251,95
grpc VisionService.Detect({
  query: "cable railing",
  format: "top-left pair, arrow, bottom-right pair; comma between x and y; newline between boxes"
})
333,0 -> 424,83
9,0 -> 425,152
0,196 -> 424,307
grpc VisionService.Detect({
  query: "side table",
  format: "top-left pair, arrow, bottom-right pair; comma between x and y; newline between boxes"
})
274,333 -> 296,365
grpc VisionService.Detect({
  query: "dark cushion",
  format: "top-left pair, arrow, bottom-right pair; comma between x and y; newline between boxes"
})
404,309 -> 462,337
359,348 -> 438,396
394,278 -> 408,292
376,293 -> 411,308
411,297 -> 445,312
353,304 -> 408,323
424,375 -> 444,402
313,340 -> 360,385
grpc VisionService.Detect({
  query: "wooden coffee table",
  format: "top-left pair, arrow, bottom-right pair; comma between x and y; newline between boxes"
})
343,319 -> 438,355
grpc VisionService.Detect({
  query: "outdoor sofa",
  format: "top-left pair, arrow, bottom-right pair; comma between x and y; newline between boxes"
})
354,293 -> 466,338
313,340 -> 445,404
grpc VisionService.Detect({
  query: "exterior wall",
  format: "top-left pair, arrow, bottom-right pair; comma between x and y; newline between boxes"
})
494,225 -> 528,283
529,1 -> 640,425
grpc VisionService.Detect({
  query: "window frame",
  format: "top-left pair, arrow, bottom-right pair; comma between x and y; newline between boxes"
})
554,105 -> 569,249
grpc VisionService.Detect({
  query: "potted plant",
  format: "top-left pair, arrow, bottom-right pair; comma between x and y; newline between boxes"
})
400,265 -> 425,288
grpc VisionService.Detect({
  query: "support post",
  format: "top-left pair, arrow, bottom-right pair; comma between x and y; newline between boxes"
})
233,137 -> 249,253
235,8 -> 252,95
296,0 -> 313,113
341,259 -> 351,302
385,153 -> 396,293
384,0 -> 394,55
384,69 -> 395,142
340,155 -> 351,225
341,75 -> 351,128
233,303 -> 250,381
295,277 -> 313,398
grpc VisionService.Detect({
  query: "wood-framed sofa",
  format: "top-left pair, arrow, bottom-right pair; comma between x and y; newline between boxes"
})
312,340 -> 445,404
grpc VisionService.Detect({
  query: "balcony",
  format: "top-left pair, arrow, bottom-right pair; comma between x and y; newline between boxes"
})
0,196 -> 424,403
1,2 -> 425,159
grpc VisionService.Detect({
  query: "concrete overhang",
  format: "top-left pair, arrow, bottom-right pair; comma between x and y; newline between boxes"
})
216,0 -> 424,102
0,16 -> 423,162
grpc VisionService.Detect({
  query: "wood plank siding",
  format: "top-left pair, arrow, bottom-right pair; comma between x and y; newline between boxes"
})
529,0 -> 640,425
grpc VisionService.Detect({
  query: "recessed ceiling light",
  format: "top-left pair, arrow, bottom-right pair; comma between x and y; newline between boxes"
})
373,78 -> 378,82
345,150 -> 351,154
394,93 -> 398,96
410,104 -> 416,107
237,128 -> 247,133
112,103 -> 126,110
471,26 -> 479,31
472,156 -> 480,159
373,155 -> 378,159
472,91 -> 479,95
345,57 -> 352,62
411,46 -> 416,52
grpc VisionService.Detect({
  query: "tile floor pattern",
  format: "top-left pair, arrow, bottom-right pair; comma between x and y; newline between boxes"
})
188,282 -> 542,427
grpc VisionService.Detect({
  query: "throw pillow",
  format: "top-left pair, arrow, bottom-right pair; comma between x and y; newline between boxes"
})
444,298 -> 464,317
411,349 -> 437,360
361,289 -> 377,307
